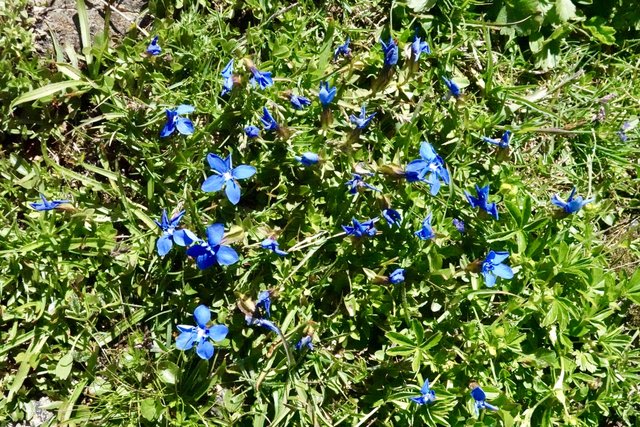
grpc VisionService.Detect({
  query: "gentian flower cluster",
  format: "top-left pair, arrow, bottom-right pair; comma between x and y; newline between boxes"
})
261,238 -> 288,256
176,305 -> 228,360
410,379 -> 436,405
146,36 -> 161,55
186,224 -> 239,269
405,142 -> 450,196
333,37 -> 351,61
342,218 -> 378,238
319,82 -> 337,109
382,208 -> 401,227
411,36 -> 430,61
465,184 -> 499,220
290,93 -> 311,110
481,251 -> 514,287
415,213 -> 435,241
388,268 -> 405,284
201,153 -> 256,205
470,384 -> 499,415
350,106 -> 376,130
154,209 -> 197,256
442,76 -> 461,98
482,130 -> 511,149
551,187 -> 593,214
380,38 -> 398,67
346,173 -> 380,193
160,105 -> 195,137
295,152 -> 319,166
220,59 -> 234,96
29,194 -> 70,211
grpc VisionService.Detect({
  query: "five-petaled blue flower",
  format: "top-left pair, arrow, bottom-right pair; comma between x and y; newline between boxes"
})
470,384 -> 499,415
482,130 -> 511,149
290,93 -> 311,110
245,125 -> 260,138
465,184 -> 499,220
30,194 -> 70,211
411,36 -> 430,61
201,153 -> 256,205
256,290 -> 272,317
442,76 -> 461,98
295,152 -> 319,166
186,224 -> 239,269
261,238 -> 288,256
220,59 -> 234,96
382,208 -> 402,227
160,105 -> 195,137
405,142 -> 450,195
380,38 -> 398,66
249,66 -> 273,90
453,218 -> 465,234
410,379 -> 436,405
334,37 -> 351,61
261,107 -> 280,131
342,218 -> 378,238
389,268 -> 405,284
318,82 -> 337,109
176,305 -> 229,360
154,209 -> 197,256
481,250 -> 514,287
295,335 -> 314,350
551,187 -> 594,214
346,173 -> 380,194
415,213 -> 435,240
146,36 -> 161,55
350,106 -> 376,129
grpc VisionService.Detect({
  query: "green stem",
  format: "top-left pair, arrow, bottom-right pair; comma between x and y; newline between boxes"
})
401,282 -> 411,326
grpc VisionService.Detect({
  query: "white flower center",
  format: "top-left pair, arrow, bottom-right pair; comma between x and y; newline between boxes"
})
223,171 -> 233,181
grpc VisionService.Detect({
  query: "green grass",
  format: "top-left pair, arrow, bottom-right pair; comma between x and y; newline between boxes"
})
1,0 -> 640,425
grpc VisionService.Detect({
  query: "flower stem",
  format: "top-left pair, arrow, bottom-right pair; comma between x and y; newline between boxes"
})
401,282 -> 411,326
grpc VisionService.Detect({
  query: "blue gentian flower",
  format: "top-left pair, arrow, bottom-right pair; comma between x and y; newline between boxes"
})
220,59 -> 234,96
410,379 -> 436,405
551,187 -> 594,214
261,107 -> 280,132
411,37 -> 430,61
415,213 -> 435,240
160,105 -> 195,137
617,121 -> 631,142
342,218 -> 378,238
481,250 -> 514,287
470,384 -> 499,415
146,36 -> 161,55
405,142 -> 450,195
465,184 -> 499,220
154,209 -> 197,256
290,93 -> 311,110
176,305 -> 228,360
256,290 -> 272,318
249,66 -> 273,90
246,316 -> 281,334
29,194 -> 70,211
186,224 -> 239,269
261,238 -> 288,256
318,82 -> 337,109
442,76 -> 461,98
201,153 -> 256,205
346,173 -> 380,194
380,38 -> 398,67
350,106 -> 376,129
482,130 -> 511,148
382,208 -> 402,227
245,125 -> 260,138
295,152 -> 319,166
388,268 -> 405,284
334,37 -> 351,60
453,218 -> 465,234
295,335 -> 314,350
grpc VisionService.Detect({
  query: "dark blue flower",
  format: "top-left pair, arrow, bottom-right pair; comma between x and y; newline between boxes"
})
465,184 -> 499,220
160,105 -> 195,137
290,93 -> 311,110
342,218 -> 378,238
318,82 -> 337,109
482,130 -> 511,148
410,379 -> 436,405
295,152 -> 319,166
154,209 -> 197,256
334,37 -> 351,61
350,106 -> 376,129
146,36 -> 161,55
382,208 -> 402,227
481,250 -> 513,287
380,38 -> 398,67
442,76 -> 461,98
453,218 -> 465,234
411,37 -> 430,61
256,290 -> 272,318
245,125 -> 260,138
261,107 -> 280,132
186,224 -> 239,269
551,187 -> 594,214
405,142 -> 450,195
346,173 -> 380,194
176,305 -> 228,360
415,213 -> 435,240
249,66 -> 273,90
201,153 -> 256,205
246,316 -> 281,334
295,335 -> 314,350
388,268 -> 405,284
220,59 -> 234,96
29,194 -> 70,211
470,384 -> 499,415
261,238 -> 288,256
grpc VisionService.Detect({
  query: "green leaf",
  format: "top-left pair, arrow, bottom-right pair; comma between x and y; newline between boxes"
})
407,0 -> 436,12
10,81 -> 90,108
76,0 -> 93,64
140,398 -> 159,421
555,0 -> 577,22
583,17 -> 616,45
386,331 -> 415,347
158,361 -> 181,385
55,351 -> 74,380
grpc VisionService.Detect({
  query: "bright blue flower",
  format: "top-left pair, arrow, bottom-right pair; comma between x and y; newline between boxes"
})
470,384 -> 499,415
256,290 -> 272,318
176,305 -> 228,360
453,218 -> 465,234
246,316 -> 281,334
405,142 -> 450,195
245,125 -> 260,138
442,76 -> 461,98
201,153 -> 256,205
295,152 -> 319,166
146,36 -> 161,55
389,268 -> 405,284
220,59 -> 234,96
551,187 -> 594,214
465,184 -> 499,220
249,66 -> 273,90
29,194 -> 70,211
295,335 -> 314,350
261,238 -> 288,256
410,379 -> 436,405
290,93 -> 311,110
160,104 -> 195,137
261,107 -> 279,132
482,130 -> 511,148
342,218 -> 378,238
411,36 -> 430,61
154,209 -> 197,256
318,82 -> 337,109
334,37 -> 351,60
481,250 -> 513,287
350,106 -> 376,129
186,224 -> 239,269
346,173 -> 380,194
415,213 -> 435,240
380,38 -> 398,67
382,208 -> 402,227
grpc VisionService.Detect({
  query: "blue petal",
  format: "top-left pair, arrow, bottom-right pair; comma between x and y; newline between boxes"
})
232,165 -> 256,180
493,263 -> 513,279
206,224 -> 225,246
221,59 -> 233,78
169,210 -> 185,228
484,402 -> 499,411
160,120 -> 175,138
201,174 -> 226,193
194,305 -> 211,328
491,251 -> 510,264
471,386 -> 487,402
186,244 -> 207,258
173,229 -> 197,247
420,142 -> 437,161
175,104 -> 195,115
421,379 -> 431,394
216,245 -> 239,266
196,253 -> 216,270
156,234 -> 173,256
175,330 -> 197,350
483,271 -> 497,287
410,396 -> 425,404
225,179 -> 241,205
176,117 -> 194,135
209,324 -> 229,342
207,154 -> 229,173
196,340 -> 214,360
